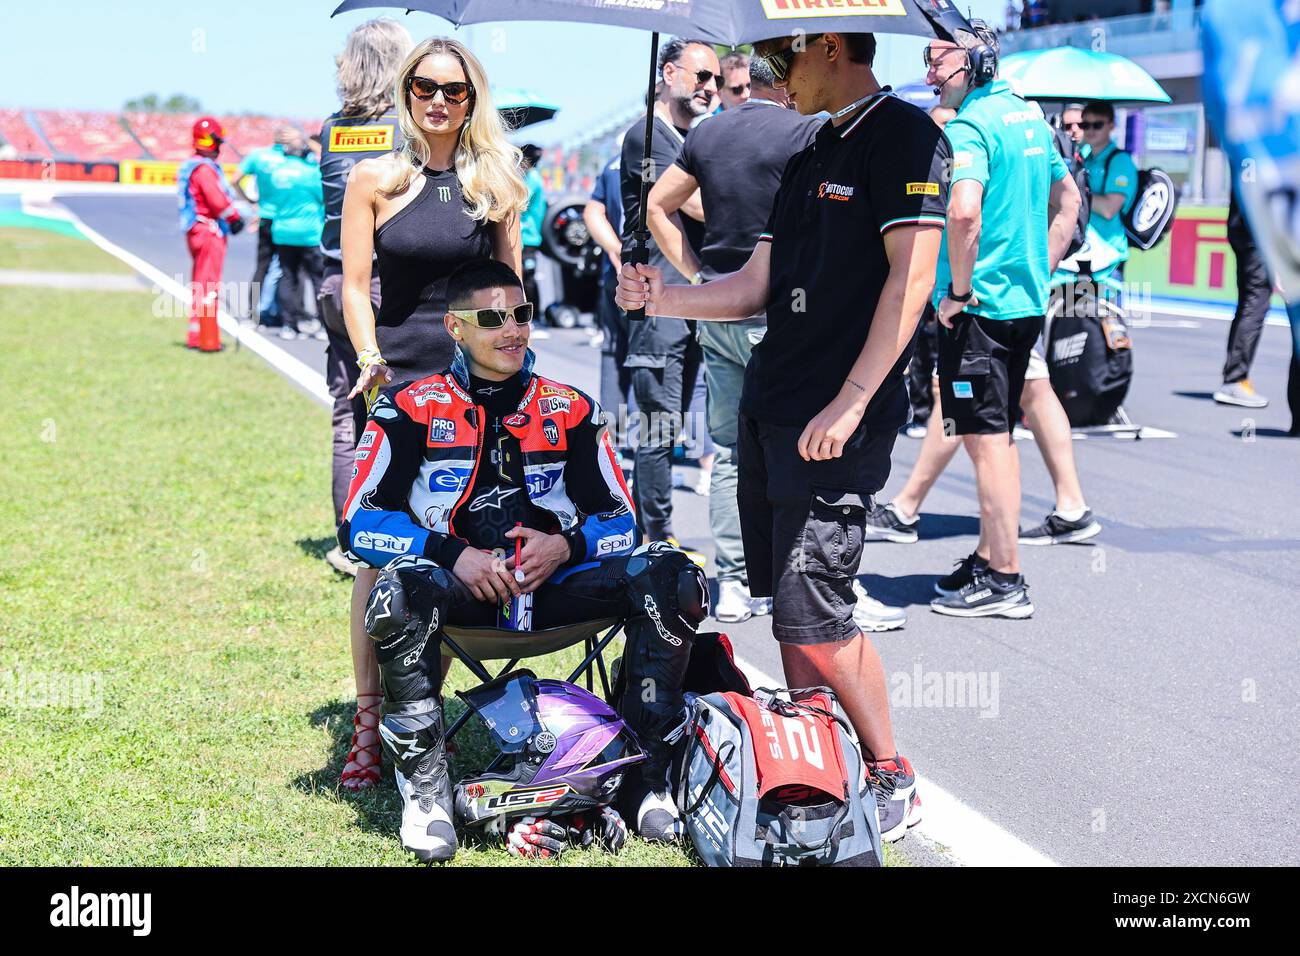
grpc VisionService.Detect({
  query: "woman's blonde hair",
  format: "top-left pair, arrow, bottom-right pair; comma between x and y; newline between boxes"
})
335,18 -> 414,119
379,36 -> 528,224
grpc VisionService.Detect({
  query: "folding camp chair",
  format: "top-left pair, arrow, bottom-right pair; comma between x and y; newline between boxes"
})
439,617 -> 627,742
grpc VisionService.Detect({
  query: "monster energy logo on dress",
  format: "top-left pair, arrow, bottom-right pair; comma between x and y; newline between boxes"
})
437,185 -> 451,202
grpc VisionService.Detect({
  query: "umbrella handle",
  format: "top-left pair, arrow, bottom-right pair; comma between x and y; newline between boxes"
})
624,240 -> 648,322
626,31 -> 659,324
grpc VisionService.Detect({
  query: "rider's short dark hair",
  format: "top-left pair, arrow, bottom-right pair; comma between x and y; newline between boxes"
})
446,258 -> 524,311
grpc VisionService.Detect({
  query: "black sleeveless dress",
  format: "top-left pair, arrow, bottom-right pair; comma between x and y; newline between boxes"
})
373,165 -> 494,379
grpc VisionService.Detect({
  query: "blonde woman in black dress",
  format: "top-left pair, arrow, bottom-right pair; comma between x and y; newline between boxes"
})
336,36 -> 527,790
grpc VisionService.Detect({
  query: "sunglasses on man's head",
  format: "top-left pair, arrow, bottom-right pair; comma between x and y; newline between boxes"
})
406,76 -> 473,105
760,34 -> 822,83
449,302 -> 534,329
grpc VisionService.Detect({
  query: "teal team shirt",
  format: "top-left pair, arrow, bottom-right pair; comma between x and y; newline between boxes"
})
268,154 -> 324,247
237,145 -> 289,222
1082,141 -> 1139,262
934,80 -> 1069,321
520,167 -> 546,248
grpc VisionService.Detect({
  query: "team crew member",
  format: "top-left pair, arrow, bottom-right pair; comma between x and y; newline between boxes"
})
618,36 -> 716,552
619,31 -> 949,843
1215,189 -> 1273,408
925,23 -> 1082,617
584,142 -> 635,448
645,55 -> 824,624
337,34 -> 525,792
339,259 -> 707,859
270,135 -> 325,341
717,50 -> 751,110
177,117 -> 245,352
317,17 -> 411,590
519,144 -> 547,314
1079,101 -> 1138,287
232,127 -> 294,327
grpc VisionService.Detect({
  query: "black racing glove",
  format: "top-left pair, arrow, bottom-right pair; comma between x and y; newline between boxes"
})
504,815 -> 568,860
227,214 -> 246,236
568,806 -> 628,853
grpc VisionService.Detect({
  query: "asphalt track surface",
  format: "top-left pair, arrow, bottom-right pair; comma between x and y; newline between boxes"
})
62,193 -> 1300,866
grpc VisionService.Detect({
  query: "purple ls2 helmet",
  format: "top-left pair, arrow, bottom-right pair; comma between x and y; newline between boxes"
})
453,670 -> 645,827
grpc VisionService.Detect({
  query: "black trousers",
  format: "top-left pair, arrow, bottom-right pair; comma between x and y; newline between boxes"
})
522,245 -> 543,314
907,302 -> 940,425
251,219 -> 276,323
597,279 -> 635,447
275,244 -> 323,333
630,327 -> 702,541
1224,232 -> 1273,385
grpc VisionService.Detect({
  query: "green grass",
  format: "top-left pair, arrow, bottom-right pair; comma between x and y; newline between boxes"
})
0,226 -> 133,274
0,227 -> 902,867
0,227 -> 692,867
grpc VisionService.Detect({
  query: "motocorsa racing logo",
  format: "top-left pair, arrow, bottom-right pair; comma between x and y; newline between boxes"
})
818,181 -> 854,202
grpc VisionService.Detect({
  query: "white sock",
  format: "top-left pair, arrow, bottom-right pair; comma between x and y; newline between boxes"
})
890,502 -> 918,524
1054,505 -> 1087,522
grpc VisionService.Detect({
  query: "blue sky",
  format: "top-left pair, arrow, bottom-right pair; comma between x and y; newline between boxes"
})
0,1 -> 1006,146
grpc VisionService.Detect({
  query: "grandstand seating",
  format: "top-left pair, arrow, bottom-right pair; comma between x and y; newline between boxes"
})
0,109 -> 590,194
0,109 -> 51,158
35,110 -> 143,162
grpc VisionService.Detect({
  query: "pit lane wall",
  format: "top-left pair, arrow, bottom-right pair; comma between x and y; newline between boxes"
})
1125,204 -> 1287,313
0,169 -> 1279,314
0,158 -> 242,187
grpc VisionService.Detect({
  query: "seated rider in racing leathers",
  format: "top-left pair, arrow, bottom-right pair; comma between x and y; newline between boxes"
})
338,258 -> 708,861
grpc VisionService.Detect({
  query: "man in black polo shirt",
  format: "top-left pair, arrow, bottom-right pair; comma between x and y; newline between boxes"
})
644,55 -> 818,626
617,31 -> 948,844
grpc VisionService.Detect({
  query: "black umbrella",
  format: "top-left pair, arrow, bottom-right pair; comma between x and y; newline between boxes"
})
332,0 -> 969,317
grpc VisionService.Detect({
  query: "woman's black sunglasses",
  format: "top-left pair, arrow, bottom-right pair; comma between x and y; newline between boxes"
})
406,76 -> 473,105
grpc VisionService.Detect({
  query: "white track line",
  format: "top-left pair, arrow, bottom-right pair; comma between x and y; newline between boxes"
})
25,196 -> 329,405
38,192 -> 1057,869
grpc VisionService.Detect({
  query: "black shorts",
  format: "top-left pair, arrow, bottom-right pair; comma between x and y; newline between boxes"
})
937,313 -> 1044,435
737,414 -> 894,646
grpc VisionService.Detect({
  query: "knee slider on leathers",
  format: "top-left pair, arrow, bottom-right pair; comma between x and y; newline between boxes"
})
365,555 -> 454,664
624,544 -> 709,645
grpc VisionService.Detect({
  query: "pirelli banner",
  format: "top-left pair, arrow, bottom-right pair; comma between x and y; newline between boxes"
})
118,160 -> 242,187
0,159 -> 120,183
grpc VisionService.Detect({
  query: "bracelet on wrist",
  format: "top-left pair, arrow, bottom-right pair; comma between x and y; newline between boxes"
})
947,284 -> 974,303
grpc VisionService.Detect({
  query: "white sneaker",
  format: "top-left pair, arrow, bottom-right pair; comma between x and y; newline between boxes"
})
749,595 -> 773,617
851,580 -> 907,633
277,326 -> 297,340
714,579 -> 754,623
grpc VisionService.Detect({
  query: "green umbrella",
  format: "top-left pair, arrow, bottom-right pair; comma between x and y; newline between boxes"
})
999,48 -> 1172,104
492,88 -> 560,129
